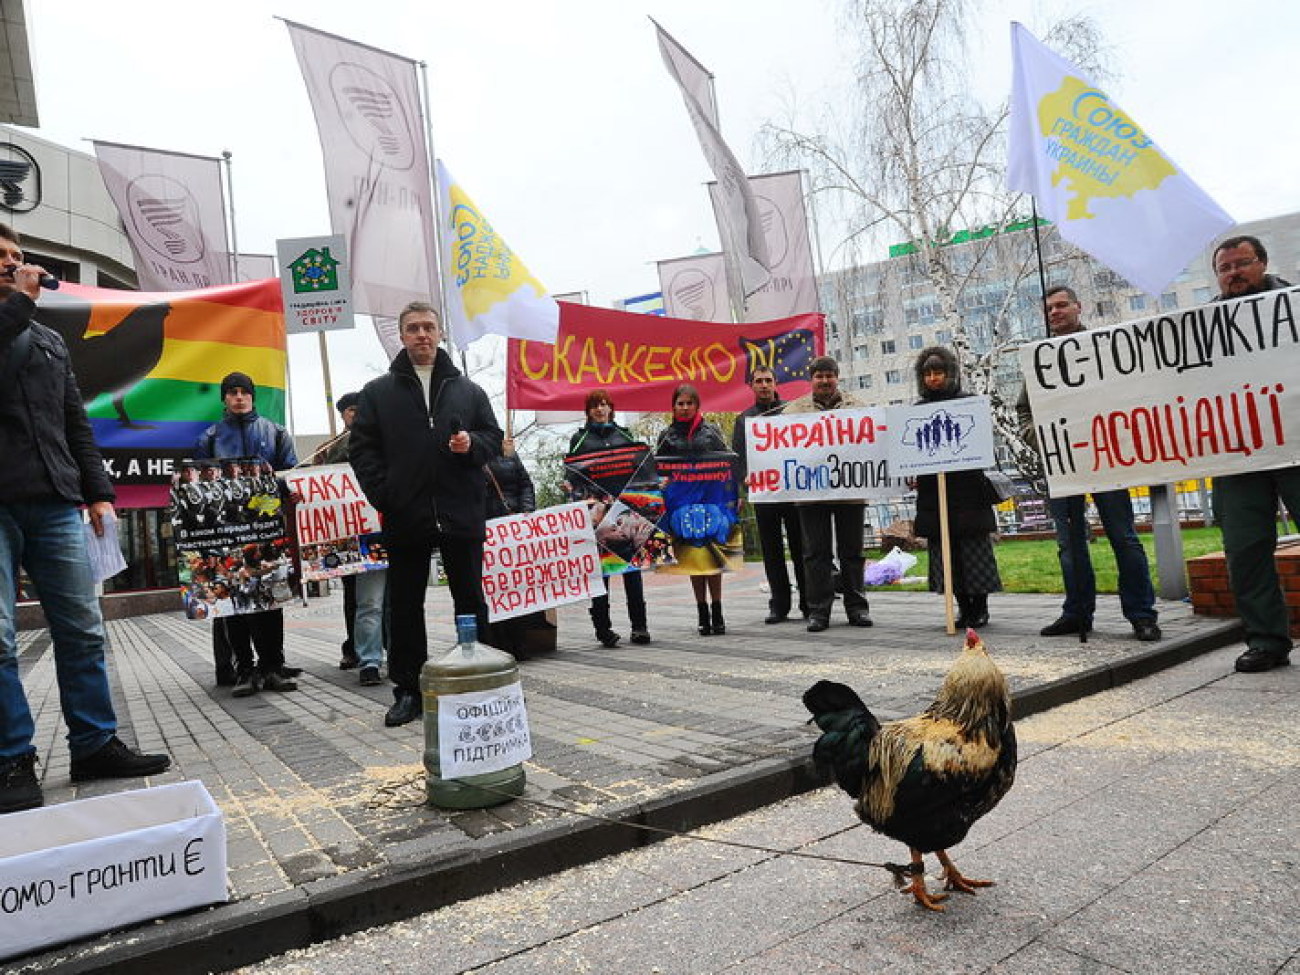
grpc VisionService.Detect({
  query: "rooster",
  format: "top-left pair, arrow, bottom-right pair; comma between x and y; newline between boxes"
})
803,629 -> 1016,911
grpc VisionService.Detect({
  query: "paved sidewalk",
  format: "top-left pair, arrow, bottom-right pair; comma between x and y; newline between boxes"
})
10,566 -> 1244,973
233,642 -> 1300,975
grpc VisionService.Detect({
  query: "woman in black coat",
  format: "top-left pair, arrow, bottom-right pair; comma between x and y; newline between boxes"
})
567,390 -> 651,648
911,346 -> 1002,628
484,437 -> 536,519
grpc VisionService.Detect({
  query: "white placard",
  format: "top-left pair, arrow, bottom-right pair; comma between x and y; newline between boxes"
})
437,683 -> 532,778
744,407 -> 894,503
1020,288 -> 1300,496
887,397 -> 996,477
482,503 -> 605,621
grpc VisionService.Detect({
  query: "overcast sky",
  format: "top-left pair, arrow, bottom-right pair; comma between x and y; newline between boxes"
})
21,0 -> 1300,432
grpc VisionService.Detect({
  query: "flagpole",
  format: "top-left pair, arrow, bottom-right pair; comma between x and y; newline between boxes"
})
1029,198 -> 1050,337
221,150 -> 240,283
415,60 -> 467,375
799,169 -> 826,315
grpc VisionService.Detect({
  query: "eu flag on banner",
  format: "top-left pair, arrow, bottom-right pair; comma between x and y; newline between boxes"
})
740,328 -> 816,383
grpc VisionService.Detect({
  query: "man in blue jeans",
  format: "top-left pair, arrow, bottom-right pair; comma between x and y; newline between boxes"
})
1019,286 -> 1161,642
0,223 -> 170,813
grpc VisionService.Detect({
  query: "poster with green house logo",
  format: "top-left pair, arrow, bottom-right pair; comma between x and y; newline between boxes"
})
276,234 -> 355,334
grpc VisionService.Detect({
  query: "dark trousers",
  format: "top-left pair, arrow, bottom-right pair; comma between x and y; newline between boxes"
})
1213,467 -> 1300,657
212,618 -> 236,683
590,570 -> 647,633
341,573 -> 357,656
224,609 -> 285,675
799,503 -> 869,622
755,502 -> 806,618
387,533 -> 486,693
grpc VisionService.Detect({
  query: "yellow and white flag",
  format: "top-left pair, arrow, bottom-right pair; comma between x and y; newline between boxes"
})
436,161 -> 559,349
1007,22 -> 1233,296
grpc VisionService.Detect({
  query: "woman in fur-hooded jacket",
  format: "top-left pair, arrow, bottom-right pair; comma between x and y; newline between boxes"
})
911,345 -> 1002,628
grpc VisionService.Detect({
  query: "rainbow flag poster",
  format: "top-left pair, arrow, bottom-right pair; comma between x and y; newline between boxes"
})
33,279 -> 286,500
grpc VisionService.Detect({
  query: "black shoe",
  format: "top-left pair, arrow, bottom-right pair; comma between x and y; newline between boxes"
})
596,630 -> 621,648
1132,620 -> 1162,642
339,651 -> 360,671
232,671 -> 260,697
0,752 -> 42,813
764,613 -> 788,625
215,668 -> 237,687
847,614 -> 874,627
807,618 -> 829,632
280,666 -> 303,678
696,603 -> 712,637
1234,646 -> 1291,673
710,603 -> 726,636
262,671 -> 298,692
1040,615 -> 1090,637
629,629 -> 651,645
385,690 -> 423,727
359,666 -> 382,686
70,736 -> 170,783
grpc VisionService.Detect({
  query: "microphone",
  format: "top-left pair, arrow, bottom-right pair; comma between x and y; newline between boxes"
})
3,265 -> 59,290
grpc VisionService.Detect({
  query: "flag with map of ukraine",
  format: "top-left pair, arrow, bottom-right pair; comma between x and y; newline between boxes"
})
1007,22 -> 1233,296
33,278 -> 286,502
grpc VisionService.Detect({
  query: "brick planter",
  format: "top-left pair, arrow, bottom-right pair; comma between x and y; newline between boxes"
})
1187,540 -> 1300,636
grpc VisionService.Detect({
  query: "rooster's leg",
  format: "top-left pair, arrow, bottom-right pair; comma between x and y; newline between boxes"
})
936,849 -> 993,894
903,848 -> 948,911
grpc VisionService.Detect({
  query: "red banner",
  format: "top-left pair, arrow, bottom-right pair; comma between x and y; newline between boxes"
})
507,303 -> 824,412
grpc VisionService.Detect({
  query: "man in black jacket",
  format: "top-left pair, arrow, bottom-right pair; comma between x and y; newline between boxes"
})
349,302 -> 503,726
731,366 -> 806,623
1210,235 -> 1298,673
0,223 -> 170,813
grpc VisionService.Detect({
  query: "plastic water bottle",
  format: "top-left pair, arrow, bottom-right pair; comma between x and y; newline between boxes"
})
421,614 -> 528,809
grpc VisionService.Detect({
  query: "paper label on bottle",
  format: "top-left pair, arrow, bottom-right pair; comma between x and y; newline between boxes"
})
436,682 -> 532,777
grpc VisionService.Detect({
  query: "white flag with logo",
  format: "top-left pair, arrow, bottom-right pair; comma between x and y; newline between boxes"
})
285,20 -> 435,318
712,171 -> 819,322
654,21 -> 769,304
1006,22 -> 1233,296
658,252 -> 729,321
92,141 -> 232,292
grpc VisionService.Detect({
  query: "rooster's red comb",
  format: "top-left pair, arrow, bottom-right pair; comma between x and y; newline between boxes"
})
965,628 -> 980,647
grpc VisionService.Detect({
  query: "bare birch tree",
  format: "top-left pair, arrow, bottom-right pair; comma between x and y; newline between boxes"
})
761,0 -> 1107,481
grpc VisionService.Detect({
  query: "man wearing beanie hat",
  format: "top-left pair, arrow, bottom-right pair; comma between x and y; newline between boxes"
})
310,392 -> 386,684
196,371 -> 301,696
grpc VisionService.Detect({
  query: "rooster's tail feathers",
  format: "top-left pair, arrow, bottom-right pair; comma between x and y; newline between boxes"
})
803,680 -> 879,798
803,679 -> 869,718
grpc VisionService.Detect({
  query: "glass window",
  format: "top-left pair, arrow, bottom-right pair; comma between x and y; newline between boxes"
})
1128,294 -> 1146,312
881,340 -> 896,355
908,334 -> 923,350
1193,286 -> 1211,304
885,370 -> 901,384
1160,292 -> 1178,310
856,375 -> 873,389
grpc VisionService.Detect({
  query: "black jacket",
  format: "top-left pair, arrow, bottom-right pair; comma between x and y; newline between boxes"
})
655,417 -> 729,457
349,347 -> 502,540
0,292 -> 115,506
730,396 -> 784,479
484,453 -> 536,518
911,346 -> 996,539
567,422 -> 639,457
